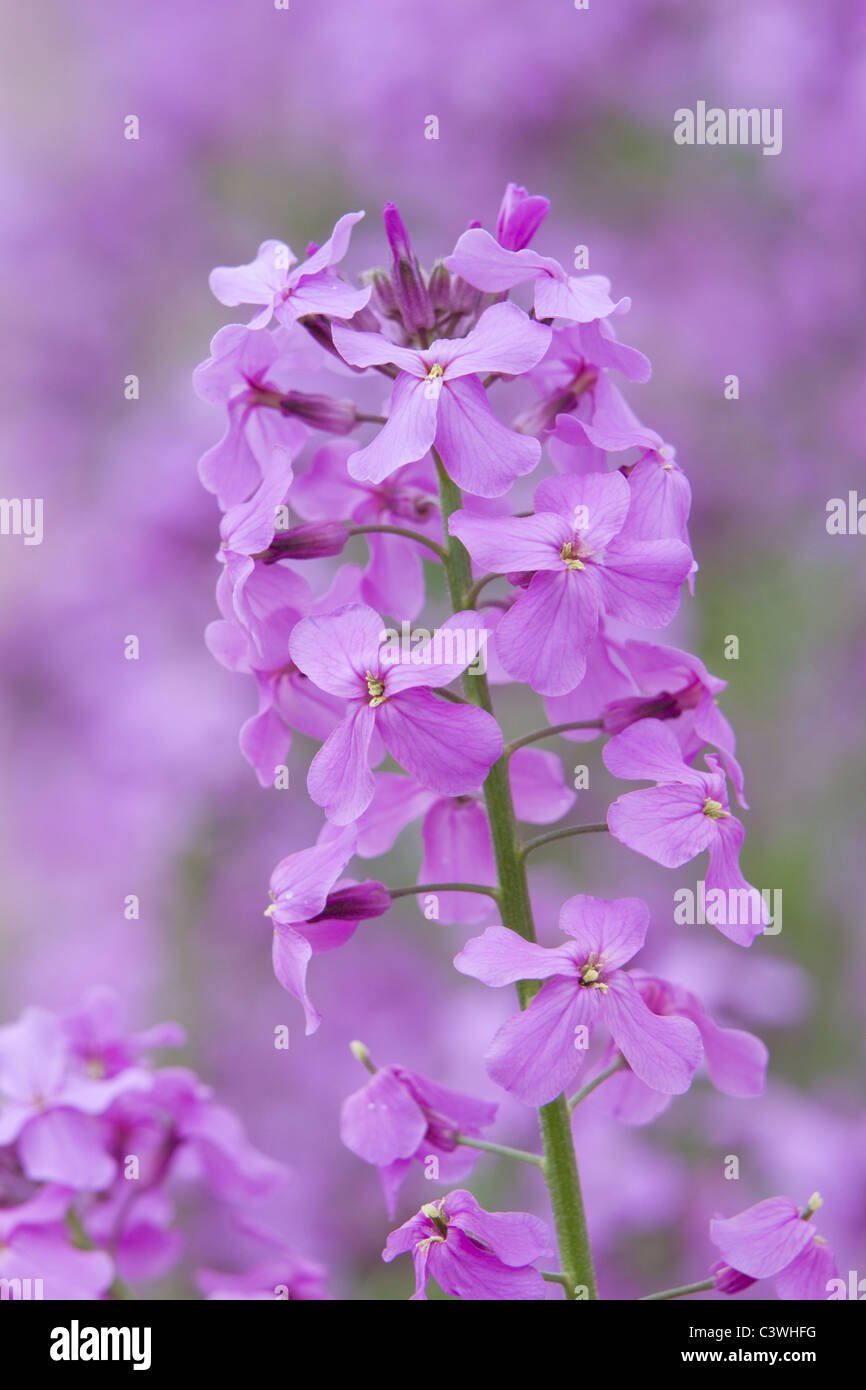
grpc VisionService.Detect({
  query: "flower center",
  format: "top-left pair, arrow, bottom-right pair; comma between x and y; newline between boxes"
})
561,541 -> 586,571
365,670 -> 387,707
701,797 -> 730,820
426,363 -> 444,380
579,953 -> 608,992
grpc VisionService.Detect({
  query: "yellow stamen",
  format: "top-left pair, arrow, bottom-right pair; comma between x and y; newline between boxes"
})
702,798 -> 730,820
365,670 -> 387,707
561,541 -> 586,571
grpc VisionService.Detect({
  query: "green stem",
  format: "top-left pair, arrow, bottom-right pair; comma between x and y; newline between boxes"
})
347,523 -> 446,560
435,452 -> 598,1301
389,882 -> 500,902
641,1278 -> 716,1301
521,824 -> 609,859
568,1057 -> 627,1111
505,719 -> 604,757
454,1135 -> 545,1169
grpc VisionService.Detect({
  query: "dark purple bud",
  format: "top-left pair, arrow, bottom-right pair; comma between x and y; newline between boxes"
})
305,240 -> 320,258
264,522 -> 348,561
310,882 -> 391,922
496,183 -> 550,251
279,391 -> 359,434
383,203 -> 413,262
711,1261 -> 757,1296
601,693 -> 681,734
383,203 -> 435,334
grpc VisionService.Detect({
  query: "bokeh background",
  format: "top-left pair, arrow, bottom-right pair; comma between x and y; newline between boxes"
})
1,0 -> 864,1298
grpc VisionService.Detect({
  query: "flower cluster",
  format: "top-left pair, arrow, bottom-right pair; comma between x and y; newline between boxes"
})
0,992 -> 326,1300
194,186 -> 833,1300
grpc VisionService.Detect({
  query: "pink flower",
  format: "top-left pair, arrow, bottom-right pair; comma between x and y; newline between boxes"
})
603,720 -> 766,946
208,212 -> 371,330
332,302 -> 551,496
341,1061 -> 497,1215
383,1189 -> 550,1301
710,1194 -> 837,1300
455,895 -> 701,1107
449,471 -> 693,695
288,604 -> 503,824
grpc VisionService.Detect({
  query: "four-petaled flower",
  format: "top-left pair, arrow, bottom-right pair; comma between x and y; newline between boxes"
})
383,1190 -> 551,1301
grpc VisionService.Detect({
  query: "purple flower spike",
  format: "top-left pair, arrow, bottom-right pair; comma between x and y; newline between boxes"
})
341,1061 -> 497,1215
383,1189 -> 550,1301
455,895 -> 702,1108
288,604 -> 503,824
710,1194 -> 838,1300
332,303 -> 551,497
603,721 -> 767,945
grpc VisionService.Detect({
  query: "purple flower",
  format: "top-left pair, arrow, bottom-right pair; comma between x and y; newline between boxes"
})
266,825 -> 390,1034
454,895 -> 701,1107
288,604 -> 503,824
444,227 -> 627,324
0,1007 -> 151,1190
354,750 -> 575,924
383,1189 -> 550,1301
710,1194 -> 838,1300
602,639 -> 746,804
516,318 -> 651,442
208,212 -> 371,330
603,721 -> 766,945
331,302 -> 551,496
449,471 -> 693,695
193,324 -> 310,508
340,1060 -> 498,1215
